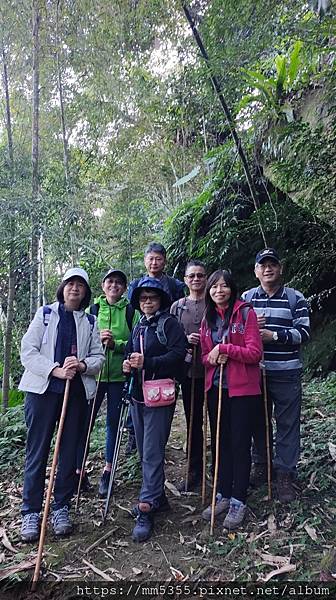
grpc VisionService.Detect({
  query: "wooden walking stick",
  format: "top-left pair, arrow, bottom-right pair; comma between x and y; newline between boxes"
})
210,363 -> 224,536
201,385 -> 208,505
31,379 -> 71,591
185,346 -> 196,492
261,354 -> 272,500
75,345 -> 107,512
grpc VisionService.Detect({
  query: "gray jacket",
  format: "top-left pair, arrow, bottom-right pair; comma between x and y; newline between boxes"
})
19,302 -> 105,399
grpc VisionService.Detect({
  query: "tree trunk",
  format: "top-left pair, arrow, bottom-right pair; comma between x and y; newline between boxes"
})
1,43 -> 16,412
30,0 -> 41,320
56,0 -> 70,188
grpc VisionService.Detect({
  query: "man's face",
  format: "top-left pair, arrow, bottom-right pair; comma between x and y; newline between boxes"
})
102,276 -> 126,302
184,265 -> 207,293
255,259 -> 282,287
144,251 -> 166,276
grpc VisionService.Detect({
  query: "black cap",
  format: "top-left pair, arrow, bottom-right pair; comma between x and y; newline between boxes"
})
102,269 -> 127,286
255,248 -> 281,265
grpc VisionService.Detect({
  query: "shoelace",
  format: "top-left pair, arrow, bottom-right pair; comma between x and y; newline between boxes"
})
53,506 -> 69,524
24,513 -> 39,526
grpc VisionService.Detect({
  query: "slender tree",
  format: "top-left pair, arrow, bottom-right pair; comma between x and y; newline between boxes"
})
30,0 -> 41,320
1,42 -> 16,412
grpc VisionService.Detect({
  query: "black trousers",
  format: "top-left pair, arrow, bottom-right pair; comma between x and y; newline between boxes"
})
181,377 -> 205,479
207,386 -> 259,504
22,384 -> 87,515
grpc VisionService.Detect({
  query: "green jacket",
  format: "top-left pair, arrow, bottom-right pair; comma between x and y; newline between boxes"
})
92,295 -> 140,382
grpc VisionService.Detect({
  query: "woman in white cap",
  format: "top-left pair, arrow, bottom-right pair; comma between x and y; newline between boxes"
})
19,268 -> 105,543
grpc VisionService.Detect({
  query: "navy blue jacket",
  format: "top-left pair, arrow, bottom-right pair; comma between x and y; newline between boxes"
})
126,311 -> 187,402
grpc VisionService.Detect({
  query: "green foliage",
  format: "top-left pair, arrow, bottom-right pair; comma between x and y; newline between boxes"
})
0,405 -> 26,473
0,389 -> 24,408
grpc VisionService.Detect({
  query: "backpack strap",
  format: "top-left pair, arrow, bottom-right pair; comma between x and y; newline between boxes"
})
86,313 -> 95,333
171,297 -> 187,322
240,305 -> 251,324
89,303 -> 99,317
125,303 -> 135,332
42,305 -> 52,325
284,287 -> 297,320
156,313 -> 176,346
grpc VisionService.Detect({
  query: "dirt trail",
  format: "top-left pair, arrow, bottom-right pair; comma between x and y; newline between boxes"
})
0,389 -> 335,597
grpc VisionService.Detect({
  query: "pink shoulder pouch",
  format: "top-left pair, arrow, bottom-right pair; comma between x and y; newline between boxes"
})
140,333 -> 176,408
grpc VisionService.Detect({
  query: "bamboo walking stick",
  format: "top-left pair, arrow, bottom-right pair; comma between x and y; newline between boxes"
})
201,385 -> 208,505
210,363 -> 224,536
75,345 -> 107,512
185,346 -> 196,492
261,354 -> 272,500
31,379 -> 71,591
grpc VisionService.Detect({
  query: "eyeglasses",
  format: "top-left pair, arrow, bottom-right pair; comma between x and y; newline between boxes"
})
139,294 -> 160,302
186,273 -> 206,280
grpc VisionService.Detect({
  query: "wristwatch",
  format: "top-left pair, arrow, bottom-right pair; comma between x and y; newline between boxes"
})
272,331 -> 278,342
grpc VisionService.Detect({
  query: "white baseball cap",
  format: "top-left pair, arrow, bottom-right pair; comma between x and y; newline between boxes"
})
62,267 -> 90,287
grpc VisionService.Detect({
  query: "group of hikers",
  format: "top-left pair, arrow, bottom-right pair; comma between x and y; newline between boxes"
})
18,242 -> 310,545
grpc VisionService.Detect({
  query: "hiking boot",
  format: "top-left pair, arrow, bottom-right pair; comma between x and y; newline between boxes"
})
223,499 -> 246,530
74,472 -> 92,494
177,472 -> 201,493
125,432 -> 137,456
249,463 -> 268,487
98,470 -> 111,499
51,506 -> 73,537
132,504 -> 154,543
21,512 -> 40,543
202,493 -> 230,522
276,471 -> 296,503
131,493 -> 170,518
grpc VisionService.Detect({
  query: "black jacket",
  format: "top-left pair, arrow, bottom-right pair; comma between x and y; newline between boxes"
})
126,311 -> 187,401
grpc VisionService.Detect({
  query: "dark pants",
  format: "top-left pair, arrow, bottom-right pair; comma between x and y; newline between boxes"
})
252,370 -> 302,474
207,387 -> 259,504
22,385 -> 87,515
77,381 -> 124,469
131,401 -> 175,505
181,377 -> 205,479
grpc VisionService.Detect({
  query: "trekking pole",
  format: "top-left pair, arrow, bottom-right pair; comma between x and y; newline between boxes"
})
103,374 -> 134,521
210,363 -> 224,536
75,345 -> 107,512
201,386 -> 208,505
31,379 -> 71,591
261,353 -> 272,500
185,346 -> 196,492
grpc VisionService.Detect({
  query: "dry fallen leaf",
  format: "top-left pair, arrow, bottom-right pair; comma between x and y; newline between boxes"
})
257,551 -> 290,567
132,567 -> 142,576
165,480 -> 181,497
328,442 -> 336,461
0,559 -> 36,580
267,514 -> 277,534
170,566 -> 186,581
228,533 -> 236,541
179,531 -> 185,544
259,563 -> 296,582
304,524 -> 318,542
0,528 -> 17,554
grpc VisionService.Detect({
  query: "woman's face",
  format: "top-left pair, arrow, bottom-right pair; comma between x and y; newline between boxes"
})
138,290 -> 161,316
102,275 -> 126,304
209,276 -> 231,308
63,277 -> 87,310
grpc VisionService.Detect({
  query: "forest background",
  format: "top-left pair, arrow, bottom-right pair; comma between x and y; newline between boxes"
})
0,0 -> 335,410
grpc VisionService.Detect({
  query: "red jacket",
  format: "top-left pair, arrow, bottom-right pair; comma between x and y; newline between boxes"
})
200,300 -> 262,398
